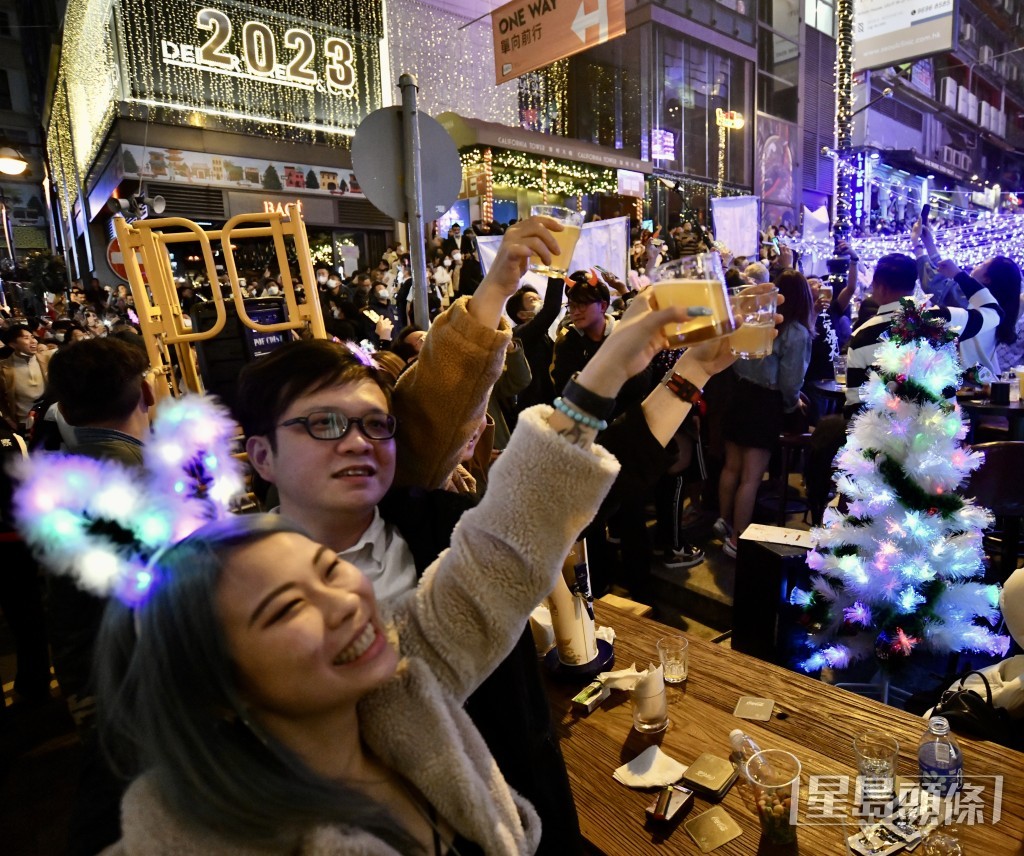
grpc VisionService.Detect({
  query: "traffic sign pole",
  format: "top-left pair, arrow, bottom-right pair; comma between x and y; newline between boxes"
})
399,74 -> 430,332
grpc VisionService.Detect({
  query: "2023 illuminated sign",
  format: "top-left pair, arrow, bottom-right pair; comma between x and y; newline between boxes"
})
160,7 -> 356,95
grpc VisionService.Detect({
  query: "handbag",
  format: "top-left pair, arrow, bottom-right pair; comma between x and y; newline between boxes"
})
931,670 -> 1021,750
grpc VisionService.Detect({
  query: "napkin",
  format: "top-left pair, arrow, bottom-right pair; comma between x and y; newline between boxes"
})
596,624 -> 616,645
597,663 -> 645,691
613,745 -> 688,788
529,605 -> 555,656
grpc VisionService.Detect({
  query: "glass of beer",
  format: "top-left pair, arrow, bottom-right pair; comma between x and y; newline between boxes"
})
650,253 -> 736,346
728,286 -> 778,359
530,205 -> 583,276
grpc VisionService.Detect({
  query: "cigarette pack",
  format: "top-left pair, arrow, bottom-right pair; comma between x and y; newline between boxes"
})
571,680 -> 609,714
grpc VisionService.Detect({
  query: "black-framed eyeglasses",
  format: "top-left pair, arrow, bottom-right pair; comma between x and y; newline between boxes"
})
278,409 -> 397,441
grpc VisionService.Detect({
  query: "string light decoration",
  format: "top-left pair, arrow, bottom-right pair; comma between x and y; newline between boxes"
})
482,147 -> 494,224
461,147 -> 618,197
47,0 -> 120,222
115,0 -> 382,139
833,0 -> 855,246
384,0 -> 518,125
793,301 -> 1009,678
519,60 -> 569,136
792,214 -> 1024,274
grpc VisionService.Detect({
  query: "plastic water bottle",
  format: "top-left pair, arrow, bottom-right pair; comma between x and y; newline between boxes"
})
917,716 -> 962,796
730,729 -> 763,776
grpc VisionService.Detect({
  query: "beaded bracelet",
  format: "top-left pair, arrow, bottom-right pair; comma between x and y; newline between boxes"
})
562,373 -> 616,422
553,397 -> 608,432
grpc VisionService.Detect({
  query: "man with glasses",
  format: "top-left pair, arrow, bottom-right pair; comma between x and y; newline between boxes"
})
233,216 -> 585,854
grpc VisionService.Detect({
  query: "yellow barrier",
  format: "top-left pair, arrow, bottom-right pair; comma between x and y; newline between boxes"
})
112,203 -> 326,401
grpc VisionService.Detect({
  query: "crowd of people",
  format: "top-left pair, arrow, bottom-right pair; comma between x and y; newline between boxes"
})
0,206 -> 1022,854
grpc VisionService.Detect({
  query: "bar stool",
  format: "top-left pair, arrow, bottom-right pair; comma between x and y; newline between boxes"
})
772,431 -> 813,527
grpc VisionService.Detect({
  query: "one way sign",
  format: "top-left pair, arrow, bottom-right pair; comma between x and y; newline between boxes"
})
491,0 -> 626,85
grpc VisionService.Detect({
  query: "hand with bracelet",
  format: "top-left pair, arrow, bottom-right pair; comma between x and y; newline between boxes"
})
549,290 -> 690,443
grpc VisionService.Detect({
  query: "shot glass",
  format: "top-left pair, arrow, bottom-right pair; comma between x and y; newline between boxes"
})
853,731 -> 899,802
650,254 -> 736,347
746,749 -> 801,845
657,635 -> 689,684
529,205 -> 583,276
631,679 -> 669,733
833,354 -> 848,385
728,286 -> 778,359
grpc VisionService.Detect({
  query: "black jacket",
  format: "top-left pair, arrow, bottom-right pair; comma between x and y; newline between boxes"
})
378,486 -> 583,855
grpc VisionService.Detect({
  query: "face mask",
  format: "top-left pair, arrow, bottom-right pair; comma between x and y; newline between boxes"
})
317,274 -> 328,284
443,259 -> 452,267
54,332 -> 65,343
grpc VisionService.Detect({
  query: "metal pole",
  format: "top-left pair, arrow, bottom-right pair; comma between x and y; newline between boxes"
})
399,73 -> 430,331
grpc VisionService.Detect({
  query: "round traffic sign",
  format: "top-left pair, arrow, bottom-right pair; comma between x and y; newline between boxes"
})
351,106 -> 462,223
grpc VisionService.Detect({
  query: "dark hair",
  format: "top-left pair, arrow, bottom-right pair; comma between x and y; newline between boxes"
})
47,338 -> 150,425
96,514 -> 416,851
507,285 -> 538,321
983,256 -> 1022,345
774,269 -> 816,335
565,276 -> 610,306
233,340 -> 393,448
872,253 -> 918,296
1,323 -> 33,346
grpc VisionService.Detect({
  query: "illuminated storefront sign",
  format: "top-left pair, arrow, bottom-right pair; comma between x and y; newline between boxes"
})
852,151 -> 866,226
117,0 -> 383,135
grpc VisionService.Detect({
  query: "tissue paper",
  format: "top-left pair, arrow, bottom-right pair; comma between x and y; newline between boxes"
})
613,745 -> 688,788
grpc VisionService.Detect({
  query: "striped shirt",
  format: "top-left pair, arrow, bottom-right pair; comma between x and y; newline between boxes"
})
844,301 -> 902,417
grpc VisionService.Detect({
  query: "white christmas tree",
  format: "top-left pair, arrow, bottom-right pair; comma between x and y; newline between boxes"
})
793,300 -> 1010,674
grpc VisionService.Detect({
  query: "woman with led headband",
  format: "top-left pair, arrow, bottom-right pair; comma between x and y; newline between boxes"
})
70,292 -> 730,856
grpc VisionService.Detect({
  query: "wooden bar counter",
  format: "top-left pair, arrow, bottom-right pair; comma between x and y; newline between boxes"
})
546,602 -> 1024,854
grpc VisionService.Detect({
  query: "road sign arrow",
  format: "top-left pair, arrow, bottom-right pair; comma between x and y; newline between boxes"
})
572,0 -> 609,43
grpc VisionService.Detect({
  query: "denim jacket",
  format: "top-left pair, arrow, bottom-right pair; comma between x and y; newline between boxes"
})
733,321 -> 812,412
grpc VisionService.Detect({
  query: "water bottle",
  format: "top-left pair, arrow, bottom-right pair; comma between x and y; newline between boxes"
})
917,716 -> 962,796
730,729 -> 763,776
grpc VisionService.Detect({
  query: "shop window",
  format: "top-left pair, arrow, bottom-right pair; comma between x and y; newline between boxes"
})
759,0 -> 801,39
804,0 -> 835,36
758,73 -> 799,123
656,28 -> 751,186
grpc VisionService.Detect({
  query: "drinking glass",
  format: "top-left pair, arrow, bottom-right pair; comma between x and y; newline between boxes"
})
650,254 -> 736,347
657,635 -> 689,684
746,749 -> 801,844
631,679 -> 669,733
853,731 -> 899,802
833,354 -> 848,385
529,205 -> 583,276
728,286 -> 778,359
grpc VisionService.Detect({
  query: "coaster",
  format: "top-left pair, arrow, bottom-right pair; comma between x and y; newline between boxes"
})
684,806 -> 743,852
733,696 -> 774,720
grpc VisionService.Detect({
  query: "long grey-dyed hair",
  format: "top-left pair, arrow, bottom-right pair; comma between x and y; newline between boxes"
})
95,512 -> 419,852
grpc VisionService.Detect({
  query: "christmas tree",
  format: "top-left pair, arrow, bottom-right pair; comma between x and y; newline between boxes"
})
793,299 -> 1010,674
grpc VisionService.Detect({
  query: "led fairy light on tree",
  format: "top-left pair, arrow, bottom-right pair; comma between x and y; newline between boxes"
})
792,301 -> 1009,691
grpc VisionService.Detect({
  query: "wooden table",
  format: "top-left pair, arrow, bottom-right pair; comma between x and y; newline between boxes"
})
547,602 -> 1024,854
809,379 -> 847,417
958,397 -> 1024,441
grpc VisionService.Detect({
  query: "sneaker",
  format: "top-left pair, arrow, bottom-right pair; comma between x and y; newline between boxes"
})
658,543 -> 705,569
712,517 -> 733,541
722,539 -> 737,559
